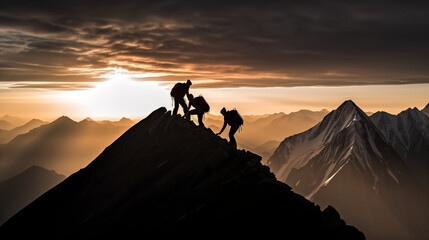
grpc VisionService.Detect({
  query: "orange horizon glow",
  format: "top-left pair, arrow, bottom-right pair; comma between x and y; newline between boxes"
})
0,68 -> 428,121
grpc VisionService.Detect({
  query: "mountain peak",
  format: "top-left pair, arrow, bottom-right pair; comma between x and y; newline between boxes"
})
52,116 -> 76,125
342,99 -> 356,106
422,103 -> 429,116
25,119 -> 45,125
83,117 -> 95,122
401,107 -> 425,119
23,165 -> 62,177
405,107 -> 419,112
269,100 -> 385,186
337,100 -> 361,112
334,100 -> 369,119
118,117 -> 133,123
1,107 -> 363,239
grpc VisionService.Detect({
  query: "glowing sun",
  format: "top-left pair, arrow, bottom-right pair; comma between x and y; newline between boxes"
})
66,69 -> 171,119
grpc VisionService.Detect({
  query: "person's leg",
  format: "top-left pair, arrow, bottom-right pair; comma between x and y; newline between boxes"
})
173,97 -> 179,115
229,125 -> 238,148
188,109 -> 198,115
179,98 -> 188,118
198,112 -> 204,127
189,109 -> 197,121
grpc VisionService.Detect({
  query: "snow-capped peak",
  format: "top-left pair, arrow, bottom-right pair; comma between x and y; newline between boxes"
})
268,100 -> 407,200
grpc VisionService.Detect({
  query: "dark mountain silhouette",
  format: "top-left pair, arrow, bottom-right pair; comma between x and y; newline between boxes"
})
0,116 -> 134,181
371,108 -> 429,192
422,103 -> 429,117
267,100 -> 429,240
1,107 -> 364,239
0,166 -> 65,225
0,119 -> 47,144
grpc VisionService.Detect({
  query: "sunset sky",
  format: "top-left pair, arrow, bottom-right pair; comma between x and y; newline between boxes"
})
1,1 -> 428,119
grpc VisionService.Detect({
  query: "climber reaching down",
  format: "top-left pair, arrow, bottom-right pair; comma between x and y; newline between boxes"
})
188,94 -> 210,127
216,107 -> 244,148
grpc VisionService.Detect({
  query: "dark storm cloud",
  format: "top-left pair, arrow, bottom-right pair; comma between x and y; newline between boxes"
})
1,0 -> 429,88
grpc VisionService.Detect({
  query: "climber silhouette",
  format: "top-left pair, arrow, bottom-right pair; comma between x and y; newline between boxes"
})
188,94 -> 210,127
171,79 -> 192,117
216,107 -> 244,148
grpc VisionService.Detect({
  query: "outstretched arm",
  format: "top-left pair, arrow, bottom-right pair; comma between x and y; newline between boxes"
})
185,87 -> 190,99
187,100 -> 192,111
217,120 -> 227,135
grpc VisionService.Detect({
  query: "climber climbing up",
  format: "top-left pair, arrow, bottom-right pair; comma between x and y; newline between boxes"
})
170,79 -> 192,117
216,107 -> 244,148
188,94 -> 210,127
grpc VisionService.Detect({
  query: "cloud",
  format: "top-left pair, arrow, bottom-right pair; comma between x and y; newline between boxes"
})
0,1 -> 429,89
9,82 -> 94,90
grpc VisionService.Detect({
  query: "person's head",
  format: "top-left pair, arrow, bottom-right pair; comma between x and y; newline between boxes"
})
186,79 -> 192,86
220,107 -> 226,115
188,94 -> 194,101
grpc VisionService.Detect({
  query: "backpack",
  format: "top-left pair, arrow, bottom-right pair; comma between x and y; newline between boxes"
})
228,109 -> 243,128
193,96 -> 210,112
170,83 -> 182,97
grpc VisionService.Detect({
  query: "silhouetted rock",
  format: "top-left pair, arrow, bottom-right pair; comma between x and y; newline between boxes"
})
0,107 -> 364,239
322,205 -> 346,229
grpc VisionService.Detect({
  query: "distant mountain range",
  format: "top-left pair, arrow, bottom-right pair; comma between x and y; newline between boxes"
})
0,110 -> 329,167
0,119 -> 47,144
0,115 -> 28,130
0,107 -> 364,239
0,116 -> 134,181
0,166 -> 65,225
267,100 -> 429,239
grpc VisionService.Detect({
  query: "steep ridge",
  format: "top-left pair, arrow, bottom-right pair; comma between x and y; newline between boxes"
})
422,103 -> 429,117
0,107 -> 364,239
371,108 -> 429,191
268,100 -> 429,239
